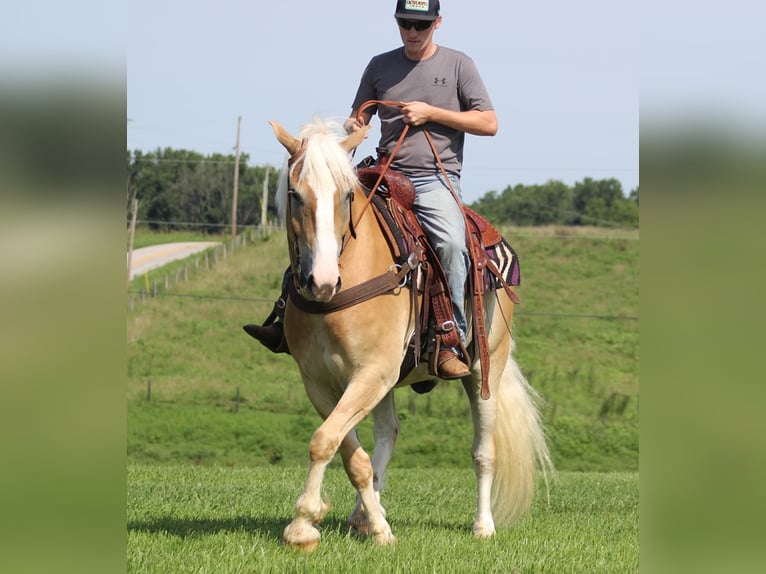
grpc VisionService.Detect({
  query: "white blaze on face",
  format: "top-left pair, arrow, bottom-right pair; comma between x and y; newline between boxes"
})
309,177 -> 340,299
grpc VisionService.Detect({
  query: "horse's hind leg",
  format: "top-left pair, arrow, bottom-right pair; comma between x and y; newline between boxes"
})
283,379 -> 396,550
463,370 -> 501,538
340,429 -> 397,545
347,390 -> 399,536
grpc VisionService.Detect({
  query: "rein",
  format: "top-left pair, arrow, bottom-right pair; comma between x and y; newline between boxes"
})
351,100 -> 411,230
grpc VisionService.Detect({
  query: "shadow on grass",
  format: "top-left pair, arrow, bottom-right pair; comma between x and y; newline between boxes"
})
128,514 -> 470,542
128,515 -> 350,542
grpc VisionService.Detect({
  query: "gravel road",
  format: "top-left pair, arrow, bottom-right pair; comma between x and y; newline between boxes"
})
127,242 -> 220,280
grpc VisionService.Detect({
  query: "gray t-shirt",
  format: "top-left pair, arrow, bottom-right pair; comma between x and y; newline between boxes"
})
351,45 -> 494,178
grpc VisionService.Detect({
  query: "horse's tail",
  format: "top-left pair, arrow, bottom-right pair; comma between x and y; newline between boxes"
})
491,352 -> 554,526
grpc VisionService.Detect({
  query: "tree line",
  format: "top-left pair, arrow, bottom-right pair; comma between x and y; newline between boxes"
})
127,148 -> 638,231
127,148 -> 280,232
470,178 -> 638,228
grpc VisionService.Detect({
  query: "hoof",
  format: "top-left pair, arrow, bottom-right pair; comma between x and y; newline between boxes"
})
348,507 -> 370,538
472,524 -> 496,539
283,520 -> 320,551
371,529 -> 397,546
349,521 -> 369,538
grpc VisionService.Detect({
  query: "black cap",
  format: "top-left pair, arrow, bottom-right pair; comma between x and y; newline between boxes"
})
395,0 -> 440,21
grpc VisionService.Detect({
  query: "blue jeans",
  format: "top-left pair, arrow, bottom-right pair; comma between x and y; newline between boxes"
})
409,174 -> 469,345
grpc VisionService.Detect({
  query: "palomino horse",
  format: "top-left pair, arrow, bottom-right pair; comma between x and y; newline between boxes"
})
268,118 -> 551,551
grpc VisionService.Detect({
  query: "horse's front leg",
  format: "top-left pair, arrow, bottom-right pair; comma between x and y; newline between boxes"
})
283,377 -> 397,550
347,390 -> 399,537
281,454 -> 331,552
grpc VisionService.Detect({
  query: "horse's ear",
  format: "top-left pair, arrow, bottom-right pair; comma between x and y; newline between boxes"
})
340,124 -> 371,153
269,120 -> 301,156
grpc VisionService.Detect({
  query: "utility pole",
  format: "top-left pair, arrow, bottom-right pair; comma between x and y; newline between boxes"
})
231,115 -> 242,241
261,166 -> 270,228
127,197 -> 139,293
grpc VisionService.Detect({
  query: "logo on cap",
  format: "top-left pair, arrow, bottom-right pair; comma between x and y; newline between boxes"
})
404,0 -> 430,11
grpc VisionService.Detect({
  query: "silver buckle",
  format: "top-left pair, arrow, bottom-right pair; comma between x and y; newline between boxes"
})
389,263 -> 409,288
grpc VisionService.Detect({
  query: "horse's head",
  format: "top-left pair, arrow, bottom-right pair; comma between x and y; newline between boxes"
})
270,119 -> 369,302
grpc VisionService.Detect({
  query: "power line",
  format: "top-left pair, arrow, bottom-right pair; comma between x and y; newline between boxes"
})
127,156 -> 636,173
129,220 -> 266,229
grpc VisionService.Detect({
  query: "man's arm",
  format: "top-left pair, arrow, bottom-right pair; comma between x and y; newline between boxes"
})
401,102 -> 498,136
345,103 -> 498,137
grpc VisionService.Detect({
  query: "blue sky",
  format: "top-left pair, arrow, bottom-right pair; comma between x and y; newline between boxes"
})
125,0 -> 639,203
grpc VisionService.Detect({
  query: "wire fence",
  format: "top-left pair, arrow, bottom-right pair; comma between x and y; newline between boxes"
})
128,286 -> 639,322
126,225 -> 638,322
127,225 -> 273,311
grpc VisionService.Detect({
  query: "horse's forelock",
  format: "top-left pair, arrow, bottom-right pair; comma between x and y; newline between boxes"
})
275,119 -> 358,222
297,120 -> 358,200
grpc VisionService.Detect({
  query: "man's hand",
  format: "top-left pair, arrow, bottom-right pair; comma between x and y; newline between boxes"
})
344,117 -> 367,135
401,102 -> 498,136
400,101 -> 432,127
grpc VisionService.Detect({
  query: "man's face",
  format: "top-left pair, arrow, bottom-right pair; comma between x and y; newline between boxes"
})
396,16 -> 442,56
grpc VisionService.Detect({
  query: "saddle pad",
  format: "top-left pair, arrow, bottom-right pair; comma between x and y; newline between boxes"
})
484,237 -> 521,289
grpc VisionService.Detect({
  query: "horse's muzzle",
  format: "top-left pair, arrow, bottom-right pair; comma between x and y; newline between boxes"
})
306,273 -> 342,302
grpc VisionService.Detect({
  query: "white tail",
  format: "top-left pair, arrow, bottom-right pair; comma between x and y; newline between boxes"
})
491,354 -> 554,526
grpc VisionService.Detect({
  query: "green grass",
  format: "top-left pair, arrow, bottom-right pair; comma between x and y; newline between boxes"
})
127,227 -> 638,472
127,227 -> 639,571
127,465 -> 639,573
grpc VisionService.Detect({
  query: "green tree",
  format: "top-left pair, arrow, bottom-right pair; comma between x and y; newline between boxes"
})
470,177 -> 637,229
572,177 -> 631,227
127,147 -> 282,232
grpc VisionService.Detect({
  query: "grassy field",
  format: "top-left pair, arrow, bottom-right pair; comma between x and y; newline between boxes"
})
128,465 -> 638,573
127,225 -> 638,571
127,226 -> 638,472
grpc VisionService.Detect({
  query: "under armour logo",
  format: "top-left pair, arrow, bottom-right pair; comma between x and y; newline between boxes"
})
434,77 -> 447,86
